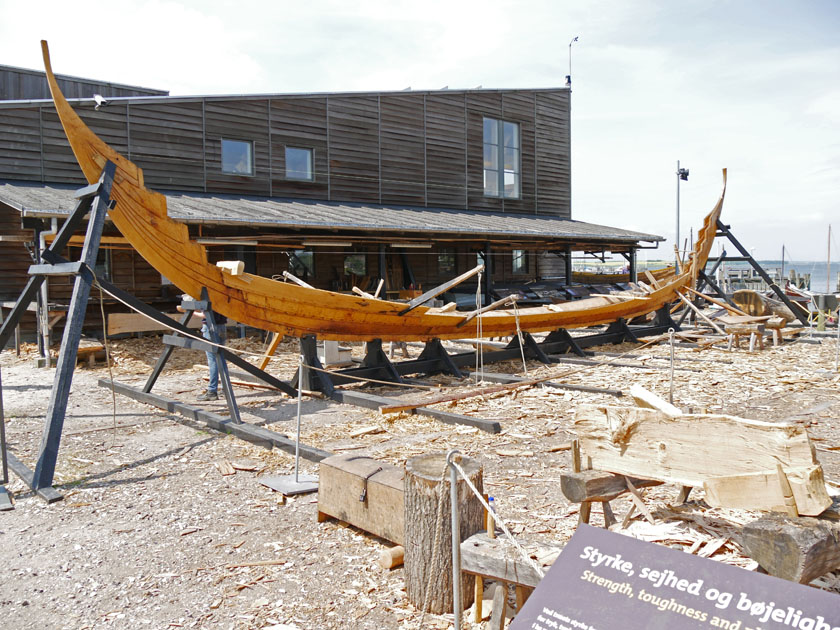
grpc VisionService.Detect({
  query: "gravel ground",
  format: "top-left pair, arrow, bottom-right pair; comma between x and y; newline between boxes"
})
1,329 -> 840,629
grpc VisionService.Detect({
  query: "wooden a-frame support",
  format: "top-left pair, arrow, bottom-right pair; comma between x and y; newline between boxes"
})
0,163 -> 117,502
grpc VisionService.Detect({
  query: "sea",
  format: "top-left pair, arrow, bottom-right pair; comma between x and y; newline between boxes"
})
729,260 -> 840,293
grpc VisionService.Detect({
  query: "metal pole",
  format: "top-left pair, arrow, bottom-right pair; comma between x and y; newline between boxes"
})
295,354 -> 303,483
447,449 -> 462,630
668,328 -> 675,405
676,160 -> 681,272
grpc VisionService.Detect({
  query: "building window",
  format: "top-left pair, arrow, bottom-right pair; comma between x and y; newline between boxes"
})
438,249 -> 456,275
512,249 -> 528,274
344,253 -> 366,276
285,147 -> 313,181
289,250 -> 314,279
221,139 -> 254,175
483,118 -> 520,199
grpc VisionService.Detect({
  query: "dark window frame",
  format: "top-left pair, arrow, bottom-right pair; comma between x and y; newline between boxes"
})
221,138 -> 255,176
482,117 -> 521,199
285,146 -> 314,181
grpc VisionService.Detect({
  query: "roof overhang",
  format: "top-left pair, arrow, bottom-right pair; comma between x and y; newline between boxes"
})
0,181 -> 664,251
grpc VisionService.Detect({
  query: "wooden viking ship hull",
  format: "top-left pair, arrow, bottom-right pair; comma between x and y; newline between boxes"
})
42,42 -> 726,342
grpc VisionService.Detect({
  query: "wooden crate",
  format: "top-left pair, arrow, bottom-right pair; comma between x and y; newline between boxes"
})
317,454 -> 405,544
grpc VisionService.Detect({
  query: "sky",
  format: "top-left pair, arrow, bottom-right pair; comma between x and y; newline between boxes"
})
1,0 -> 838,261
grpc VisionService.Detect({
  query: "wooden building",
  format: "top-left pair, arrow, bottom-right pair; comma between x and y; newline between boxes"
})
0,64 -> 663,342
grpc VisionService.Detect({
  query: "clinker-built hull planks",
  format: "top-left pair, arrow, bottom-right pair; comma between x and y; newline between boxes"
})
41,41 -> 725,342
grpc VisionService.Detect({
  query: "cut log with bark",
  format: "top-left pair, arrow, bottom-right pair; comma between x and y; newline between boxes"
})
574,405 -> 830,515
741,501 -> 840,583
703,465 -> 830,516
561,469 -> 663,503
404,453 -> 484,615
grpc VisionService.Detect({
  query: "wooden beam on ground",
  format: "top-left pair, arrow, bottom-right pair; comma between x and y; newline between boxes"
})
332,390 -> 501,433
574,405 -> 831,515
741,501 -> 840,583
98,379 -> 331,461
464,371 -> 623,397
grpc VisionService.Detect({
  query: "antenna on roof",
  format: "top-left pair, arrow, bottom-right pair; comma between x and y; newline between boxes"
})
566,36 -> 579,88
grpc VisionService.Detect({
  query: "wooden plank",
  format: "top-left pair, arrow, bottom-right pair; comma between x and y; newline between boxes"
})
107,311 -> 202,335
629,384 -> 682,417
317,453 -> 405,545
574,405 -> 824,489
703,465 -> 831,516
460,532 -> 554,588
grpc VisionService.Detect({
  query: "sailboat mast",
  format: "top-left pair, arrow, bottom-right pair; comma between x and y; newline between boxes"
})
781,244 -> 785,284
828,225 -> 832,294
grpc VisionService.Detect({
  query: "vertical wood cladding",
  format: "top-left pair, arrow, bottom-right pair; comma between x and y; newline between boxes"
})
465,92 -> 503,213
535,92 -> 570,218
425,94 -> 467,208
0,203 -> 33,299
128,101 -> 205,191
0,88 -> 570,217
380,95 -> 425,206
327,96 -> 380,202
205,99 -> 270,196
270,97 -> 329,200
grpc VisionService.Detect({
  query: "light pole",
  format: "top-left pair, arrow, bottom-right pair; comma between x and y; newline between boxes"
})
675,160 -> 689,271
566,36 -> 579,87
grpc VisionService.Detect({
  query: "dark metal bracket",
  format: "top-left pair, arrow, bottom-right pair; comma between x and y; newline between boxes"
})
415,338 -> 463,378
715,220 -> 808,325
505,331 -> 553,364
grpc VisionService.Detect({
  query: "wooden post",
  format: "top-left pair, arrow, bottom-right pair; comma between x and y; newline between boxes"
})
404,453 -> 484,615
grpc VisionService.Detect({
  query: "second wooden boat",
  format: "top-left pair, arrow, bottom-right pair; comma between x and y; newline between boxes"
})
42,41 -> 726,342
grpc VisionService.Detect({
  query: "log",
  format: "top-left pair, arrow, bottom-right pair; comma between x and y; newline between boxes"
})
378,545 -> 404,570
741,502 -> 840,583
404,453 -> 483,614
560,469 -> 663,503
574,406 -> 829,513
703,465 -> 831,516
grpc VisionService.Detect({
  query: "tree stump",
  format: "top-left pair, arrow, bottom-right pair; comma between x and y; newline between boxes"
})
404,453 -> 484,614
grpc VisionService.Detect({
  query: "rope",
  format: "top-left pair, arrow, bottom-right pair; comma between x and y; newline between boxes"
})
514,301 -> 528,375
474,272 -> 484,384
452,459 -> 545,580
96,283 -> 118,438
